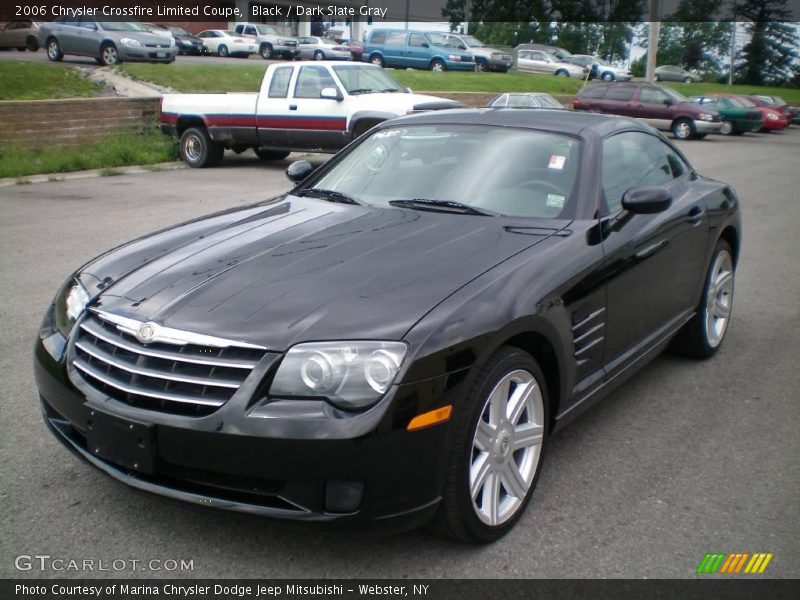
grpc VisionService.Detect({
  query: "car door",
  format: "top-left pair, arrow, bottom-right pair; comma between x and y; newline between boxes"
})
1,21 -> 23,47
54,19 -> 82,54
75,19 -> 101,56
286,65 -> 348,150
197,31 -> 216,53
599,131 -> 709,378
602,85 -> 637,117
256,65 -> 296,148
382,31 -> 408,67
636,86 -> 675,131
405,33 -> 430,69
527,51 -> 552,74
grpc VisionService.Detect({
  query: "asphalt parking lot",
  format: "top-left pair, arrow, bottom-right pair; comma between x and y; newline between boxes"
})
1,131 -> 798,579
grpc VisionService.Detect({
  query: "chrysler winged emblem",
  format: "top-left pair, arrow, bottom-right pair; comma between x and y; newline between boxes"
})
136,322 -> 158,343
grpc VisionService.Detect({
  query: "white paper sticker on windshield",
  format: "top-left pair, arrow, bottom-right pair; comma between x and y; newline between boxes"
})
373,129 -> 406,138
546,194 -> 565,208
548,155 -> 566,170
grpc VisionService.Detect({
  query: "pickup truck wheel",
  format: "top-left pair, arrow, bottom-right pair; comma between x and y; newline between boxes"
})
260,44 -> 273,59
672,118 -> 695,140
370,54 -> 384,67
218,45 -> 229,57
180,127 -> 223,168
254,148 -> 290,161
431,59 -> 446,72
26,37 -> 39,52
100,43 -> 119,66
314,50 -> 325,61
46,38 -> 63,62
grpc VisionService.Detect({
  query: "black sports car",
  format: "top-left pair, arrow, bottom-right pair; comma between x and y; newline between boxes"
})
34,109 -> 741,543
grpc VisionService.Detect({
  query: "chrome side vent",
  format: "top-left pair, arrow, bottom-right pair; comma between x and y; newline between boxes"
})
571,307 -> 606,367
71,311 -> 268,417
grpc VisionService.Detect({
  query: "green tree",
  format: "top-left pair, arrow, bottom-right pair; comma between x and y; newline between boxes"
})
735,0 -> 798,85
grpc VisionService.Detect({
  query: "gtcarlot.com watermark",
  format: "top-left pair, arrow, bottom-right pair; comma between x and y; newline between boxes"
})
14,554 -> 194,573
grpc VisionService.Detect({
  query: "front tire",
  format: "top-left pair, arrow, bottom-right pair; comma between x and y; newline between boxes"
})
672,118 -> 695,140
99,43 -> 119,66
260,44 -> 273,60
555,69 -> 569,77
180,127 -> 224,168
601,71 -> 615,81
369,54 -> 384,67
671,240 -> 735,358
314,50 -> 324,61
684,76 -> 692,83
431,59 -> 446,72
654,74 -> 661,82
46,38 -> 63,62
431,347 -> 548,543
218,44 -> 229,57
719,121 -> 734,136
475,60 -> 487,73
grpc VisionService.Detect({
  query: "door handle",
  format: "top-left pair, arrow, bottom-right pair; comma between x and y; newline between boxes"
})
687,206 -> 706,225
289,105 -> 297,111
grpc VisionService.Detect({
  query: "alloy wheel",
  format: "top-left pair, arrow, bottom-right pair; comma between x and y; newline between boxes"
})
102,45 -> 118,65
469,369 -> 544,526
183,133 -> 203,163
705,250 -> 734,347
720,121 -> 734,135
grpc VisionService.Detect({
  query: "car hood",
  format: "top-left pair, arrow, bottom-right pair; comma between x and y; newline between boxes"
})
351,92 -> 464,112
83,196 -> 563,350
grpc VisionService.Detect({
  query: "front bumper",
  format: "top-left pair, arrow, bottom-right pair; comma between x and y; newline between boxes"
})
34,334 -> 456,529
695,120 -> 724,134
119,46 -> 178,62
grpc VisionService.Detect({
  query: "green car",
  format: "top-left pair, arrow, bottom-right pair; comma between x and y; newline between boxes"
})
687,96 -> 764,135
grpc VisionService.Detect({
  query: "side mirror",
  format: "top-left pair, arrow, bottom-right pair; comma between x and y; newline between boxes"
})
421,42 -> 430,48
286,160 -> 315,183
621,186 -> 672,214
406,87 -> 413,93
663,97 -> 674,105
320,87 -> 343,101
458,44 -> 467,50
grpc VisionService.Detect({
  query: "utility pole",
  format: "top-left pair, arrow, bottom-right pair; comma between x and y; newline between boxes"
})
728,3 -> 737,86
404,0 -> 409,30
645,0 -> 661,82
463,1 -> 470,35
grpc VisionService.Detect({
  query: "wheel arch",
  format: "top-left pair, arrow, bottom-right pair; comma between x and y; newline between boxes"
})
348,111 -> 395,137
719,224 -> 740,267
175,115 -> 209,137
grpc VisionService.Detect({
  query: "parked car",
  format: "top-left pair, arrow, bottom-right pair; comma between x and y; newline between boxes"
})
746,95 -> 793,125
715,94 -> 789,131
565,55 -> 632,81
39,18 -> 177,66
35,109 -> 740,543
362,29 -> 475,72
338,39 -> 364,61
296,36 -> 351,61
654,65 -> 700,83
439,32 -> 513,72
572,82 -> 722,140
140,23 -> 175,41
517,49 -> 587,78
196,30 -> 256,58
488,93 -> 564,109
232,23 -> 298,60
167,27 -> 204,56
686,96 -> 763,135
0,19 -> 40,51
515,43 -> 572,60
159,62 -> 464,167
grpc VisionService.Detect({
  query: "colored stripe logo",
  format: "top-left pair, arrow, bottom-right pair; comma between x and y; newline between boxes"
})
697,552 -> 773,574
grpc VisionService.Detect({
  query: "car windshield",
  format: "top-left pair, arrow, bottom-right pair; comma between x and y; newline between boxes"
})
427,33 -> 461,48
170,27 -> 190,36
256,25 -> 278,35
310,125 -> 580,219
99,22 -> 146,32
734,96 -> 756,107
459,35 -> 484,47
663,87 -> 687,102
727,97 -> 748,108
321,38 -> 338,45
333,65 -> 405,94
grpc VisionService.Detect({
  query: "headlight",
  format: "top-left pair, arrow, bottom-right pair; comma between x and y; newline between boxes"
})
120,37 -> 142,47
766,112 -> 779,120
269,341 -> 407,410
53,279 -> 89,337
699,113 -> 714,121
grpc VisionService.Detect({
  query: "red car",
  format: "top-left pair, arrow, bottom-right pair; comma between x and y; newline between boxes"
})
339,39 -> 364,61
742,95 -> 790,130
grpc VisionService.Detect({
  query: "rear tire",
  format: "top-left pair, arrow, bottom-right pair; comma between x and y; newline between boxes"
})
180,127 -> 224,168
671,239 -> 735,359
314,50 -> 324,61
672,118 -> 695,140
46,38 -> 63,62
218,45 -> 229,57
254,148 -> 290,161
430,347 -> 548,544
684,76 -> 692,83
654,74 -> 660,82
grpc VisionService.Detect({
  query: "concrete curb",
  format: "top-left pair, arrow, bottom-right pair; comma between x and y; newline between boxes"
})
0,162 -> 187,188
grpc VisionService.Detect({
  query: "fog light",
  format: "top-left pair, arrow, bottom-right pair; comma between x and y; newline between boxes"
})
325,481 -> 364,513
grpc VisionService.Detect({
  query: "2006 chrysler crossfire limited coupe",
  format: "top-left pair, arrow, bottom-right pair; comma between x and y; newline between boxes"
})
34,109 -> 740,543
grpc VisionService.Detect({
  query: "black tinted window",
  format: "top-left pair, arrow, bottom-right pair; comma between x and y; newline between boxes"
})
581,85 -> 607,99
602,132 -> 677,213
606,87 -> 635,102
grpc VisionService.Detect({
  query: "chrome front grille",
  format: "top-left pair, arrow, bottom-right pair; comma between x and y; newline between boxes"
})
72,312 -> 267,416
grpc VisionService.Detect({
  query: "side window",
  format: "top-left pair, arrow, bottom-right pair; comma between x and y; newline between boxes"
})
605,86 -> 635,102
408,34 -> 427,47
640,87 -> 669,104
601,132 -> 678,213
234,25 -> 243,34
268,67 -> 293,98
369,31 -> 386,44
530,51 -> 546,61
294,66 -> 337,99
385,32 -> 407,46
79,18 -> 97,30
581,85 -> 607,99
245,25 -> 256,36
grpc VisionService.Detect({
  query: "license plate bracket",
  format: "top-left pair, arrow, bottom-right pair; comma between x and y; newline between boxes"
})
156,51 -> 167,58
85,409 -> 155,474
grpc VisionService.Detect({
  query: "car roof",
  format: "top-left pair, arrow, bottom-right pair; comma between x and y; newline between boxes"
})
382,108 -> 647,137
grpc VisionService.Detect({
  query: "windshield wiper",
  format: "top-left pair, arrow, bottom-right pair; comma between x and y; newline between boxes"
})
381,87 -> 402,93
348,88 -> 377,95
388,199 -> 493,216
296,188 -> 362,205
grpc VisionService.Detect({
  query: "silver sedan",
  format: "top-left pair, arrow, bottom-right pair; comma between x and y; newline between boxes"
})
296,36 -> 351,61
516,49 -> 587,78
0,19 -> 41,51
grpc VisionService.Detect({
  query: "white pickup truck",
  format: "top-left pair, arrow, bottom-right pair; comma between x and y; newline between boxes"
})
159,61 -> 464,168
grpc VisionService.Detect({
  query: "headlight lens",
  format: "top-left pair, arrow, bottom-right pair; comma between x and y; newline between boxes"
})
54,279 -> 89,337
448,54 -> 461,61
699,113 -> 714,121
269,341 -> 407,410
120,37 -> 142,47
766,112 -> 778,120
